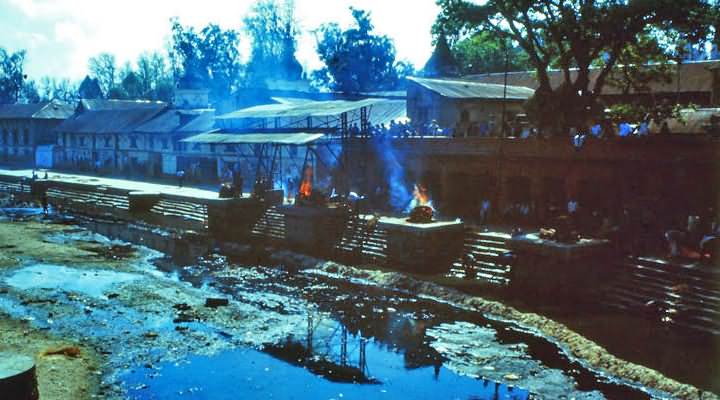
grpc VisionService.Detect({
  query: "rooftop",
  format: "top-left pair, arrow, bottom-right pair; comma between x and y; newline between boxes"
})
77,98 -> 168,112
407,76 -> 535,100
0,100 -> 75,120
181,132 -> 325,145
465,59 -> 720,95
57,104 -> 168,134
218,98 -> 386,120
134,109 -> 216,134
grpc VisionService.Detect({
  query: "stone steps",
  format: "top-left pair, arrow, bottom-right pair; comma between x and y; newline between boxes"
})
334,215 -> 388,263
251,207 -> 286,240
603,256 -> 720,335
150,200 -> 207,223
46,187 -> 129,210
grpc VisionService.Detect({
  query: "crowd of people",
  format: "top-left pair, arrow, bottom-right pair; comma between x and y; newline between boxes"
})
344,115 -> 668,143
347,120 -> 449,139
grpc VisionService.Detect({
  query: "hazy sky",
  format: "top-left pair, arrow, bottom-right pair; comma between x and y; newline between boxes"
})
0,0 -> 441,82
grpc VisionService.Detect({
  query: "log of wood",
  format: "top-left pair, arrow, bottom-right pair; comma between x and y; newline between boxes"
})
0,353 -> 39,400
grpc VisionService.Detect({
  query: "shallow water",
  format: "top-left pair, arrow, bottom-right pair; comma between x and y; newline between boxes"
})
123,341 -> 530,400
135,258 -> 657,399
6,264 -> 140,298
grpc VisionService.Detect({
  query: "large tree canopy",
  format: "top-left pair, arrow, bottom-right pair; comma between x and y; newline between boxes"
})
452,31 -> 531,75
435,0 -> 717,134
0,48 -> 27,104
169,19 -> 242,105
88,53 -> 117,95
244,0 -> 303,85
314,8 -> 408,93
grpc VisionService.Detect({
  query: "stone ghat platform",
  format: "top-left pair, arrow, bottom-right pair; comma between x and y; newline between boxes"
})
378,217 -> 465,274
279,205 -> 350,256
0,169 -> 281,237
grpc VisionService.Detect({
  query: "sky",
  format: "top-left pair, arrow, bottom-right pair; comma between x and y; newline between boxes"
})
0,0 -> 441,82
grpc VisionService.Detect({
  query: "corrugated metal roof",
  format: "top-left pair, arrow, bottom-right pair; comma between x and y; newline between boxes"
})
407,76 -> 534,100
181,132 -> 325,145
134,109 -> 215,134
466,60 -> 720,95
78,98 -> 167,111
57,105 -> 167,134
366,100 -> 407,126
0,100 -> 74,120
217,98 -> 385,120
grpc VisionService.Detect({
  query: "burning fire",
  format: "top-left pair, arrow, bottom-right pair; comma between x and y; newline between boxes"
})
298,166 -> 313,199
409,183 -> 433,210
406,183 -> 435,223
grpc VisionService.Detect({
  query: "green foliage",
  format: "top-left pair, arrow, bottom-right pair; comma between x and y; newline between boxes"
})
19,79 -> 40,103
135,52 -> 174,101
244,0 -> 303,85
88,53 -> 117,95
169,19 -> 242,105
0,48 -> 27,104
435,0 -> 717,134
77,76 -> 103,99
314,8 -> 406,93
452,31 -> 530,75
40,77 -> 79,102
606,102 -> 695,126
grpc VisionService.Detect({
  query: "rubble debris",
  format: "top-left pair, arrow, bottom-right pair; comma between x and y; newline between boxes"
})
42,346 -> 81,358
205,298 -> 229,308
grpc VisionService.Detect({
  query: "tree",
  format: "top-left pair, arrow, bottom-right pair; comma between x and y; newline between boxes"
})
0,47 -> 27,104
77,76 -> 103,99
394,60 -> 416,89
120,71 -> 143,99
19,79 -> 41,103
435,0 -> 716,134
244,0 -> 303,85
136,51 -> 173,100
452,31 -> 530,75
169,19 -> 242,106
314,8 -> 404,93
42,77 -> 81,102
88,53 -> 117,95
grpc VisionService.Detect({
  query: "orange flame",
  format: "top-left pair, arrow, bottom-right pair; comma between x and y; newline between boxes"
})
298,166 -> 313,199
412,183 -> 430,206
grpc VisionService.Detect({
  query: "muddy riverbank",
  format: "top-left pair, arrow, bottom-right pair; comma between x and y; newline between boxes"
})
0,208 -> 717,399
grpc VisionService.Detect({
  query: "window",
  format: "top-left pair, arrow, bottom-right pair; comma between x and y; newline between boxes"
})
130,136 -> 138,149
148,137 -> 154,149
1,129 -> 7,144
104,137 -> 112,147
12,130 -> 18,145
79,136 -> 86,147
210,143 -> 216,153
161,138 -> 169,150
224,144 -> 237,153
70,136 -> 77,147
192,143 -> 201,151
23,128 -> 29,145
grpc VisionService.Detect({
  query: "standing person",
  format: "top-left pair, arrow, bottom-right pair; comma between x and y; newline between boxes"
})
479,199 -> 491,227
41,193 -> 49,215
232,167 -> 243,198
177,169 -> 185,188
